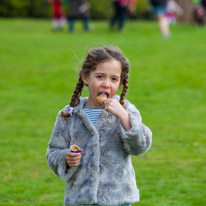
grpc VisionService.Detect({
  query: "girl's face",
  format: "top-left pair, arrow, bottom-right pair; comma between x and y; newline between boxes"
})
82,59 -> 122,108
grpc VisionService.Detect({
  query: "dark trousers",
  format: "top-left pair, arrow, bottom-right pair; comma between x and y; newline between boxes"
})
110,1 -> 127,31
68,16 -> 90,32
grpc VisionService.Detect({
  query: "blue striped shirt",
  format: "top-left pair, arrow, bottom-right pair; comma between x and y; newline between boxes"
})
83,107 -> 104,124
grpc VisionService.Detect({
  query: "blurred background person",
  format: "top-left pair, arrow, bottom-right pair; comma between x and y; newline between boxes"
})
48,0 -> 66,31
110,0 -> 136,31
165,0 -> 184,24
66,0 -> 90,32
149,0 -> 170,38
201,0 -> 206,9
193,0 -> 205,26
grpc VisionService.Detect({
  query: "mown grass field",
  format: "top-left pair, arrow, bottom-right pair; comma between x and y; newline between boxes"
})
0,18 -> 206,206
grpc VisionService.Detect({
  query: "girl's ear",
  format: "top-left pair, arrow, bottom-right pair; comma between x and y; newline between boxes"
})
81,74 -> 89,86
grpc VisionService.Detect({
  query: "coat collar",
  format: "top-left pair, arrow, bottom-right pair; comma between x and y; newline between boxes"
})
72,96 -> 119,133
73,95 -> 120,114
73,97 -> 88,114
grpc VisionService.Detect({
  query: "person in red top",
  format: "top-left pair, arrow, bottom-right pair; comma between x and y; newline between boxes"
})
48,0 -> 66,31
110,0 -> 136,31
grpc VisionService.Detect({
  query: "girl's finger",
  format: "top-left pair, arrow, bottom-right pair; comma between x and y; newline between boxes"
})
67,160 -> 80,165
67,159 -> 81,166
66,151 -> 81,158
67,156 -> 81,162
67,156 -> 80,162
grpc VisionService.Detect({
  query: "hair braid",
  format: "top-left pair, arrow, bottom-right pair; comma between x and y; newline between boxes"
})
120,79 -> 129,108
60,75 -> 84,118
120,68 -> 129,107
70,75 -> 84,107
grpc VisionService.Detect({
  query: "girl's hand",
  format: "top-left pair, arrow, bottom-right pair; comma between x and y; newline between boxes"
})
104,98 -> 131,131
66,148 -> 83,167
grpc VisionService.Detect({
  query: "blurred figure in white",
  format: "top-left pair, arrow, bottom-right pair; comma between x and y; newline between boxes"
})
149,0 -> 170,39
165,0 -> 184,24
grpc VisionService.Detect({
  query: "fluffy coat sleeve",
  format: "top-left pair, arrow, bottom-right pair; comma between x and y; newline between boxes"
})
46,111 -> 78,181
120,100 -> 152,156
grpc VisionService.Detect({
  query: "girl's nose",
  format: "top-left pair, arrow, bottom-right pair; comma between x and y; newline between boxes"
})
102,79 -> 110,88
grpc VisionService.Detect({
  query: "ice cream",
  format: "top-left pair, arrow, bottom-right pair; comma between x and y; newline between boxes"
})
96,92 -> 107,104
70,145 -> 80,153
96,96 -> 107,104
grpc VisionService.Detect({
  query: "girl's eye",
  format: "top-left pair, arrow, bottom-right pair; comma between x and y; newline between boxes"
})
97,75 -> 103,79
112,78 -> 119,81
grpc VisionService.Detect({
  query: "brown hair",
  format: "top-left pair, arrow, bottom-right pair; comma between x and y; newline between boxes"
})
61,46 -> 130,117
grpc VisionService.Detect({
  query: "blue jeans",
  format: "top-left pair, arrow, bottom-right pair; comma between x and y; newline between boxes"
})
68,16 -> 90,32
110,1 -> 127,31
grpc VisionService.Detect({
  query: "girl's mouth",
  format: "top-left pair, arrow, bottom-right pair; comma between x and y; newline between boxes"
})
98,92 -> 109,98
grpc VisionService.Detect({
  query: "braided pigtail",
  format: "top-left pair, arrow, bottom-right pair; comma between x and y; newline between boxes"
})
60,75 -> 84,118
70,75 -> 84,107
120,77 -> 129,108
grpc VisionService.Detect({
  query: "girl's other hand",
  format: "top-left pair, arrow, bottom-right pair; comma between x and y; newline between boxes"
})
66,148 -> 83,167
104,98 -> 126,119
104,98 -> 131,131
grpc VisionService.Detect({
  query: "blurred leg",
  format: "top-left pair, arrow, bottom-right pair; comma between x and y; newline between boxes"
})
68,16 -> 75,32
83,16 -> 90,31
59,16 -> 66,30
119,6 -> 127,31
158,14 -> 170,38
110,1 -> 119,29
52,19 -> 58,31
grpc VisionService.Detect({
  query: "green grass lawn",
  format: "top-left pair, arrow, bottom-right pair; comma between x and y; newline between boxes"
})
0,18 -> 205,206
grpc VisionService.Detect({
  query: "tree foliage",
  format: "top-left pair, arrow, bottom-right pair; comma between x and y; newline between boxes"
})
0,0 -> 50,18
88,0 -> 112,19
0,0 -> 150,19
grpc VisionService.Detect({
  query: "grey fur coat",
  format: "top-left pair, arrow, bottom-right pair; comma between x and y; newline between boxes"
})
46,96 -> 152,206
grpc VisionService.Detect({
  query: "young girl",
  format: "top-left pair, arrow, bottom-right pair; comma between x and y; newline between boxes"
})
46,46 -> 152,206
